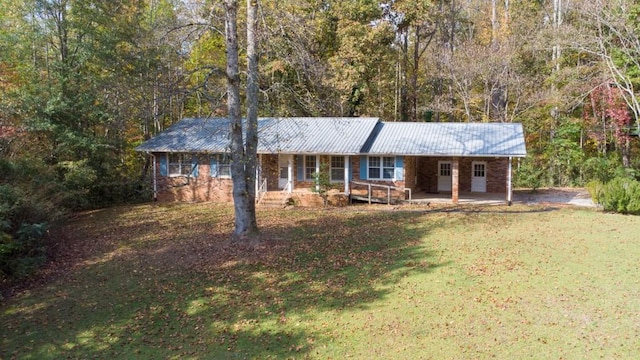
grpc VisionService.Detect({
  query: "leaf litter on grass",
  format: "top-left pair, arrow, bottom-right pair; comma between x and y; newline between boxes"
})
2,203 -> 640,359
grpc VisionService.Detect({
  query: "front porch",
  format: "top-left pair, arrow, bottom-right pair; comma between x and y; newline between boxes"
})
408,191 -> 509,205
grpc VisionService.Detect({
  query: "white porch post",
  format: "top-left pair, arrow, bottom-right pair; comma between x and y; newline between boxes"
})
315,155 -> 320,191
452,157 -> 459,204
507,157 -> 513,205
287,157 -> 293,193
344,155 -> 350,193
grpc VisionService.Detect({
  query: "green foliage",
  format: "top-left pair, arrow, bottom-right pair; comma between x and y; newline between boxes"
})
0,183 -> 50,280
513,156 -> 544,189
311,163 -> 335,206
590,176 -> 640,215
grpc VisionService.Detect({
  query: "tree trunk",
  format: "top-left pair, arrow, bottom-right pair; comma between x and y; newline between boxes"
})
224,0 -> 258,238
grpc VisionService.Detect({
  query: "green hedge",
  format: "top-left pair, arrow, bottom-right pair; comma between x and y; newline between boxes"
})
588,176 -> 640,215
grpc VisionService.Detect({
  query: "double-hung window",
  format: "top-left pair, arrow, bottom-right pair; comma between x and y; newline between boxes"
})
217,155 -> 231,178
330,156 -> 345,181
368,156 -> 394,180
304,155 -> 317,180
168,153 -> 193,176
211,154 -> 232,178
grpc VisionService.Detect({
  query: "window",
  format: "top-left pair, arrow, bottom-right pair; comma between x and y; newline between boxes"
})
368,156 -> 394,180
440,162 -> 451,177
304,155 -> 317,180
218,155 -> 231,178
168,153 -> 193,176
331,156 -> 345,181
473,163 -> 485,177
211,154 -> 231,178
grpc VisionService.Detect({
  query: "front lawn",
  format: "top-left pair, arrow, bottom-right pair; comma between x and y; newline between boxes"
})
1,203 -> 639,359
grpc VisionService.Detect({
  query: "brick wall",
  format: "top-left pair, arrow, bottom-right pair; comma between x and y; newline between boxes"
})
155,154 -> 234,202
416,157 -> 509,194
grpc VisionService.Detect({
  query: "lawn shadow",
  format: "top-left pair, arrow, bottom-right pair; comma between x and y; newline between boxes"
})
1,204 -> 450,359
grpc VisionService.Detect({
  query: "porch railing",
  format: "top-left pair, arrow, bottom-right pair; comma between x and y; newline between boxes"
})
350,181 -> 412,205
256,177 -> 268,204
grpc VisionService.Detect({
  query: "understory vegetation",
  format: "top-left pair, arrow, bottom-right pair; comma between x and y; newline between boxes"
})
2,1 -> 640,278
1,203 -> 639,359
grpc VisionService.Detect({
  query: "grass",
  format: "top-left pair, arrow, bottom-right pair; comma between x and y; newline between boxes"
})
1,202 -> 640,359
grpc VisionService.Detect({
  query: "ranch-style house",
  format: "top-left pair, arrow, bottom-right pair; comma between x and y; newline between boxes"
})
136,117 -> 527,206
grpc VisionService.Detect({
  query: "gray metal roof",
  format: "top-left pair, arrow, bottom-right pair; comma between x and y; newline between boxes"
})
362,122 -> 527,157
258,117 -> 379,154
135,117 -> 381,155
135,118 -> 232,153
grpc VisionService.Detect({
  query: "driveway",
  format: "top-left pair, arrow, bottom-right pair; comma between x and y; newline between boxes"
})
512,188 -> 595,207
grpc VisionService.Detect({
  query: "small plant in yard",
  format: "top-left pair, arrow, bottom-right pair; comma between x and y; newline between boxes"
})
311,163 -> 335,206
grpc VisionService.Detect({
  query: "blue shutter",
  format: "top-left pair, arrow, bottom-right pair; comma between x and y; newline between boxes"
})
360,156 -> 368,180
297,155 -> 304,181
395,156 -> 404,181
210,156 -> 218,177
347,156 -> 353,181
159,154 -> 168,176
191,155 -> 199,177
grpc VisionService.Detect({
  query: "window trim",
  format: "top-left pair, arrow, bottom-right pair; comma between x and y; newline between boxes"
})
304,155 -> 317,181
212,154 -> 232,179
167,153 -> 195,177
367,156 -> 395,180
330,156 -> 345,182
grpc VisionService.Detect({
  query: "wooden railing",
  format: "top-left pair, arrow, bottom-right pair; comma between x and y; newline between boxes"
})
350,181 -> 412,204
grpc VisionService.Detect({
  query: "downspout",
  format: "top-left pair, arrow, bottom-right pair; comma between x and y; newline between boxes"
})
152,153 -> 158,201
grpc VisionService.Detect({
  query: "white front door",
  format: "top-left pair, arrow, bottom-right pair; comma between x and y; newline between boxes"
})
437,161 -> 452,192
471,161 -> 487,192
278,154 -> 292,189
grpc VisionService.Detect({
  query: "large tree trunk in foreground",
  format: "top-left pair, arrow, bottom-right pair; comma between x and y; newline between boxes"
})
224,0 -> 258,238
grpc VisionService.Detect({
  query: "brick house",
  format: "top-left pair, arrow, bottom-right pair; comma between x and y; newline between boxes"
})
136,117 -> 527,205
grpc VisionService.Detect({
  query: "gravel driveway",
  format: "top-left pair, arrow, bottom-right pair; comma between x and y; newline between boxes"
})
512,188 -> 595,207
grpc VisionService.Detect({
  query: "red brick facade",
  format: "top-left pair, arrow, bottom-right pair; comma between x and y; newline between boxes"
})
153,152 -> 510,203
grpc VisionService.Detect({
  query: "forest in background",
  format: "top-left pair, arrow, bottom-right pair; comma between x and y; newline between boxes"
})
1,0 -> 640,279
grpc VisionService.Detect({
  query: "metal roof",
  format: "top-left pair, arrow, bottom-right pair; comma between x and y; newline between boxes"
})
362,122 -> 527,157
258,117 -> 379,154
135,118 -> 232,153
135,117 -> 381,155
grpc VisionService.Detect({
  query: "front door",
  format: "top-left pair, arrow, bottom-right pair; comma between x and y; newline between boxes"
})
437,161 -> 452,192
278,154 -> 293,190
471,161 -> 487,192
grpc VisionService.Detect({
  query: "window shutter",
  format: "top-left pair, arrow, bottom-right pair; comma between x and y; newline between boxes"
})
360,156 -> 368,180
159,154 -> 168,176
210,156 -> 218,177
395,156 -> 404,181
347,156 -> 352,181
296,155 -> 304,181
191,155 -> 199,177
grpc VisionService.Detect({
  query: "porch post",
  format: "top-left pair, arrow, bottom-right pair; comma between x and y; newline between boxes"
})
152,153 -> 157,201
452,157 -> 459,204
288,157 -> 293,193
507,157 -> 513,205
344,155 -> 350,193
315,155 -> 320,192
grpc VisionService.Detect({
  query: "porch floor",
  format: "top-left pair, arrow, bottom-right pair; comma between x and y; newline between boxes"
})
407,191 -> 509,205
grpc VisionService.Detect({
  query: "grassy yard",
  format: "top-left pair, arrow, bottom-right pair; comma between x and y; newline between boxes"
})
1,202 -> 639,359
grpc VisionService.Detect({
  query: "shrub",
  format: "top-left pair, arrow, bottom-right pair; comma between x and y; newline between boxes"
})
595,176 -> 640,215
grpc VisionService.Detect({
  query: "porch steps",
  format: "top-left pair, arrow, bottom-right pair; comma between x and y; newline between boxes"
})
257,191 -> 290,208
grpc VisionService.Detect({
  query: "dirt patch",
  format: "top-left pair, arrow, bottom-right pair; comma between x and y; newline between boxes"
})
512,188 -> 595,207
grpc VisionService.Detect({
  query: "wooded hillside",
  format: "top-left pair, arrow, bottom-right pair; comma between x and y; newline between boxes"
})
1,0 -> 639,277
